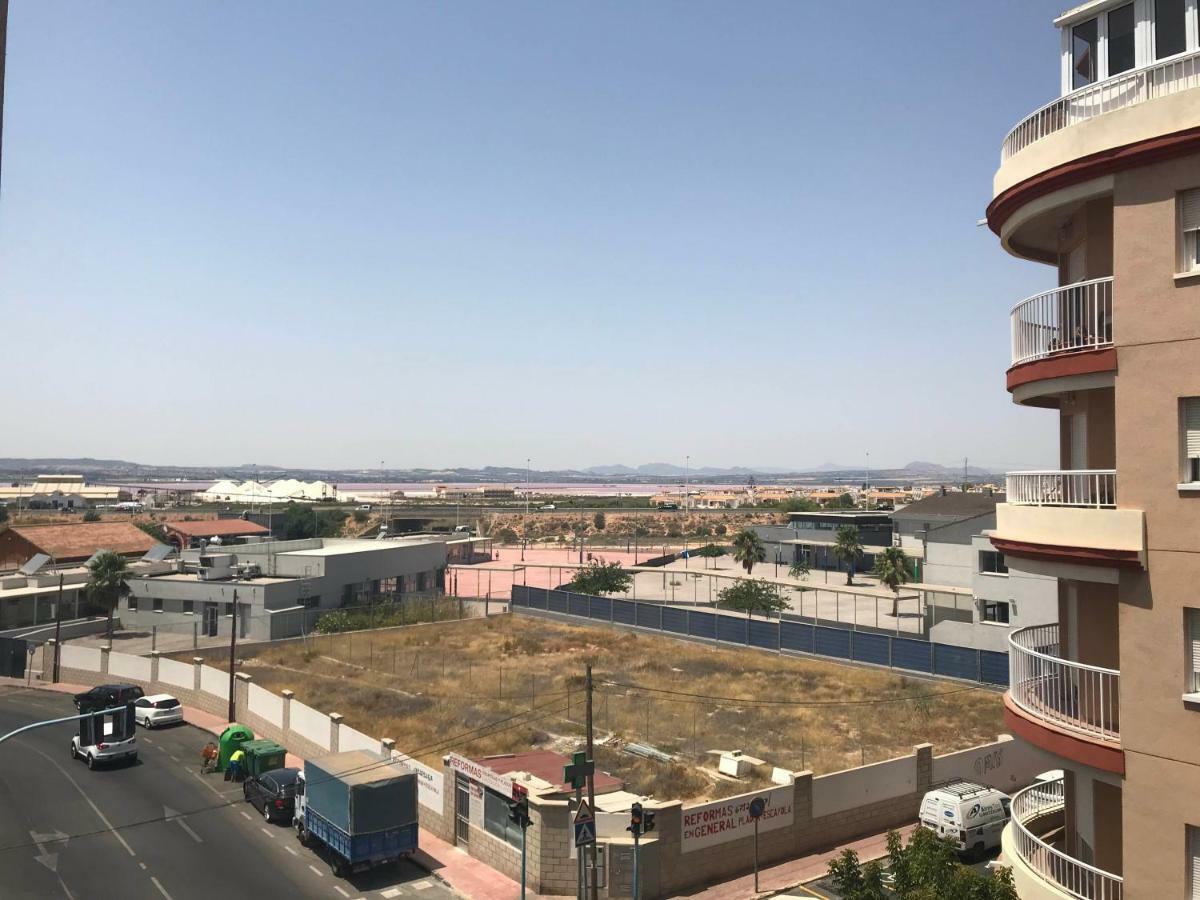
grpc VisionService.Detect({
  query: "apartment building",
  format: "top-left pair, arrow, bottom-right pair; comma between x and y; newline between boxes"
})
989,2 -> 1200,897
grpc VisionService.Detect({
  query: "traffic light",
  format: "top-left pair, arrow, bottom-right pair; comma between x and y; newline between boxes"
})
508,798 -> 531,830
643,808 -> 655,833
628,802 -> 643,837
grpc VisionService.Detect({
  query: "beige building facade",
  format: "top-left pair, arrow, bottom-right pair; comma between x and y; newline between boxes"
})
990,2 -> 1200,897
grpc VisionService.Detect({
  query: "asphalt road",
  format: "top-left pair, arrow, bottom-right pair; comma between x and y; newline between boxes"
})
0,687 -> 459,900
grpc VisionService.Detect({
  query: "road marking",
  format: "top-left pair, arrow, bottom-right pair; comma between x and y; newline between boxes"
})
28,746 -> 135,857
163,806 -> 203,843
260,827 -> 274,838
143,737 -> 154,744
240,811 -> 253,820
333,888 -> 349,898
139,863 -> 147,871
190,770 -> 227,798
381,890 -> 401,898
412,881 -> 433,891
150,876 -> 173,899
308,864 -> 325,877
285,845 -> 299,856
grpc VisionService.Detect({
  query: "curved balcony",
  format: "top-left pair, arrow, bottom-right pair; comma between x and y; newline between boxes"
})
1001,49 -> 1200,161
1009,624 -> 1119,743
1005,776 -> 1123,900
1006,471 -> 1116,509
1011,279 -> 1113,368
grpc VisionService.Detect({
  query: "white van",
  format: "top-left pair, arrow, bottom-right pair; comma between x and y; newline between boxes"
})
919,781 -> 1011,858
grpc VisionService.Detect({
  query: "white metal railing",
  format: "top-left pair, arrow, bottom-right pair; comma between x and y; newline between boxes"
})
1005,470 -> 1116,509
1011,278 -> 1113,367
1009,623 -> 1120,742
1002,48 -> 1200,160
1009,775 -> 1123,900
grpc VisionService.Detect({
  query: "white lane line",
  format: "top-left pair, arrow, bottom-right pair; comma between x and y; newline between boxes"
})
381,889 -> 401,899
308,864 -> 325,877
150,876 -> 173,899
260,827 -> 274,838
190,770 -> 226,798
413,881 -> 433,891
285,845 -> 299,856
142,737 -> 154,745
28,746 -> 135,857
333,888 -> 349,898
139,863 -> 147,871
240,811 -> 253,820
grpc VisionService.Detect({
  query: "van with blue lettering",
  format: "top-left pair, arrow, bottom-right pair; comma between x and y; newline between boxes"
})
918,780 -> 1011,859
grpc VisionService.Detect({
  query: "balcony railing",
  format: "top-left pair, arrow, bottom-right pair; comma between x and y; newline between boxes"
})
1002,48 -> 1200,161
1011,278 -> 1113,367
1009,624 -> 1120,742
1006,470 -> 1117,509
1009,775 -> 1123,900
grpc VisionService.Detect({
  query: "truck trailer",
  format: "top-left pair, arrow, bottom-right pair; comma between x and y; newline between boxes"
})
294,749 -> 419,876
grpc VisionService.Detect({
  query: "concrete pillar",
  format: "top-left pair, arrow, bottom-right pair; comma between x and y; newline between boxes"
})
100,644 -> 111,675
329,712 -> 343,753
149,650 -> 161,684
193,657 -> 204,692
235,672 -> 252,719
381,737 -> 396,756
43,640 -> 56,683
914,743 -> 934,792
281,690 -> 294,739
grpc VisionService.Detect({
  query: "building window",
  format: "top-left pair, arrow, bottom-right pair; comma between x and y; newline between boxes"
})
983,601 -> 1011,624
224,602 -> 233,617
1188,824 -> 1200,897
979,550 -> 1009,575
183,600 -> 194,614
153,598 -> 163,613
1072,18 -> 1099,88
1181,189 -> 1200,274
1107,4 -> 1136,76
482,788 -> 522,848
1188,609 -> 1200,693
1183,398 -> 1200,483
1156,0 -> 1188,59
128,595 -> 138,611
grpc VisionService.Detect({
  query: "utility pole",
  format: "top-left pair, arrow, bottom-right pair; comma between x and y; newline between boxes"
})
52,572 -> 64,682
523,458 -> 530,562
586,665 -> 598,900
227,588 -> 239,722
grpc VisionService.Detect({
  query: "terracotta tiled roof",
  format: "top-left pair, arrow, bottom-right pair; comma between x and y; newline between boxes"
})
9,523 -> 155,562
476,750 -> 624,796
163,520 -> 270,538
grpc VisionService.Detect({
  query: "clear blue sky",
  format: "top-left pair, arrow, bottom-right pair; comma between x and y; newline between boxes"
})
1,1 -> 1066,472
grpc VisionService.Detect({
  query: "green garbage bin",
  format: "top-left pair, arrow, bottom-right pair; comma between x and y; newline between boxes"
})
242,739 -> 287,777
217,723 -> 255,772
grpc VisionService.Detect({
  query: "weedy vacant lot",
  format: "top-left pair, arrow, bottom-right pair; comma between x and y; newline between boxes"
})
234,615 -> 1005,801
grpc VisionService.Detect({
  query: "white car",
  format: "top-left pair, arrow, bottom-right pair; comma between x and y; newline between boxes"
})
70,722 -> 137,770
134,694 -> 184,728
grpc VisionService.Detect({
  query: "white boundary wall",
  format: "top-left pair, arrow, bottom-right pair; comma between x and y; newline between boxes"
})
200,665 -> 229,700
932,734 -> 1060,791
61,645 -> 101,671
394,752 -> 445,812
339,726 -> 379,754
248,683 -> 283,726
812,754 -> 917,818
158,657 -> 193,690
290,699 -> 331,750
108,653 -> 151,682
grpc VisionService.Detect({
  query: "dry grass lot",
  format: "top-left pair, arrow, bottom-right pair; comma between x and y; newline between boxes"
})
237,616 -> 1005,802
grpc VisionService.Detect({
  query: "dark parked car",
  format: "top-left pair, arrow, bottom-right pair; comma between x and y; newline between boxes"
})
73,684 -> 145,711
244,767 -> 301,823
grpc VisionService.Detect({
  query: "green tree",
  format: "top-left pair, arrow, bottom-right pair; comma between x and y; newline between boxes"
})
593,512 -> 606,531
85,551 -> 131,642
82,509 -> 102,522
827,849 -> 887,900
780,497 -> 821,513
883,827 -> 1018,900
135,521 -> 170,544
833,525 -> 864,586
717,578 -> 788,620
788,559 -> 811,581
872,545 -> 912,616
731,529 -> 766,575
713,523 -> 727,537
565,561 -> 632,596
825,492 -> 856,509
693,543 -> 727,569
281,505 -> 347,540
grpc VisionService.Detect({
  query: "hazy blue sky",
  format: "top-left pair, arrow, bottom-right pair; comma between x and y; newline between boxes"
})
1,1 -> 1066,471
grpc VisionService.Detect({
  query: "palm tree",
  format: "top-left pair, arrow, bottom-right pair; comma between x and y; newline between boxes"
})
871,545 -> 912,616
86,550 -> 131,642
832,525 -> 864,586
788,559 -> 811,581
731,529 -> 766,575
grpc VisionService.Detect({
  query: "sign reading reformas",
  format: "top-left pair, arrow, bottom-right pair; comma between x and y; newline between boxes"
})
681,785 -> 794,852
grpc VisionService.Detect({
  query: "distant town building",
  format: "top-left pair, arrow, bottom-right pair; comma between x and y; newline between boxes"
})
0,521 -> 155,570
161,518 -> 271,549
0,474 -> 123,510
197,479 -> 338,504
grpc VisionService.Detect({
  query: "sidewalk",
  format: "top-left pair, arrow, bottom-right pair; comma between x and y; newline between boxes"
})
3,677 -> 560,900
676,825 -> 915,900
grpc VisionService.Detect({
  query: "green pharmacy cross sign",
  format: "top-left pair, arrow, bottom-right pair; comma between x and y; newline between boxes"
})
564,751 -> 593,790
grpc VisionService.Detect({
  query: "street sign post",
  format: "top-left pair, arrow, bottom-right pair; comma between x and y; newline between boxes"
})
564,752 -> 595,900
748,796 -> 766,893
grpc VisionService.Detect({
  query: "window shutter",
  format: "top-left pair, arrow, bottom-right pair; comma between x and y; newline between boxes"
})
1183,189 -> 1200,234
1189,826 -> 1200,899
1186,399 -> 1200,460
1190,610 -> 1200,693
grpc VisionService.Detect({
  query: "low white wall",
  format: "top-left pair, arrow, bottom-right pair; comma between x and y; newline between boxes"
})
158,657 -> 193,690
339,725 -> 379,754
108,653 -> 151,682
200,665 -> 229,701
248,683 -> 283,727
393,751 -> 445,813
290,699 -> 331,750
931,735 -> 1060,792
812,755 -> 917,818
61,645 -> 101,671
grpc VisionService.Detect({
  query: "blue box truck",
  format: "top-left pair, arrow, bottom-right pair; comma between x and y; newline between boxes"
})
293,749 -> 419,876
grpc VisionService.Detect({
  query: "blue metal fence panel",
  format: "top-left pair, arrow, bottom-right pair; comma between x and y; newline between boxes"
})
851,631 -> 890,667
610,599 -> 636,626
661,607 -> 688,634
933,643 -> 979,681
748,619 -> 779,650
891,638 -> 932,673
568,593 -> 589,618
688,611 -> 717,640
780,620 -> 814,654
531,588 -> 548,610
979,650 -> 1010,686
814,626 -> 852,659
588,596 -> 612,621
547,591 -> 569,615
716,615 -> 748,645
636,603 -> 662,630
510,585 -> 528,607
